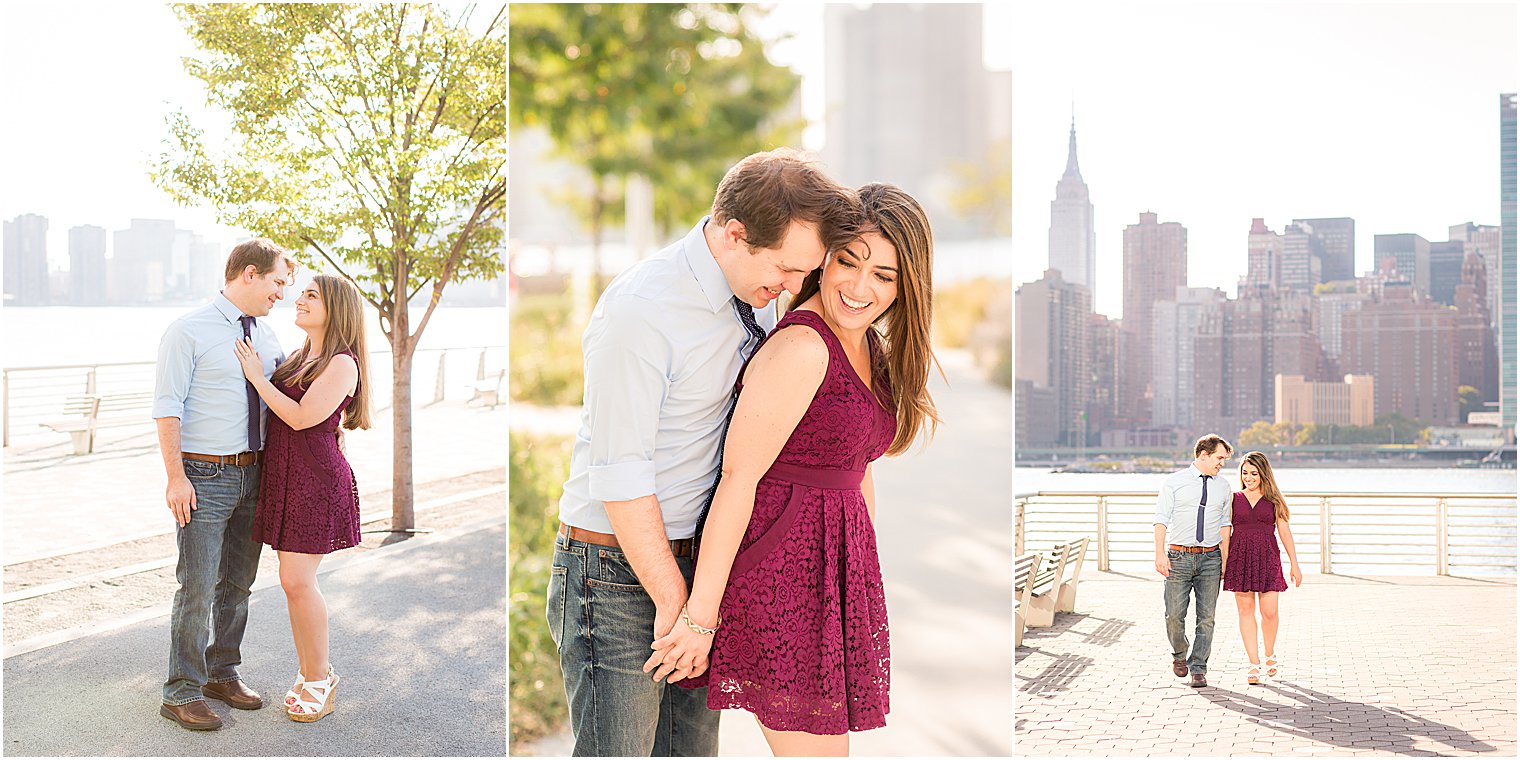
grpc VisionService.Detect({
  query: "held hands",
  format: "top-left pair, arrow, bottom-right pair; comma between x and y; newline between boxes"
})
643,604 -> 715,684
1290,563 -> 1303,587
233,338 -> 264,383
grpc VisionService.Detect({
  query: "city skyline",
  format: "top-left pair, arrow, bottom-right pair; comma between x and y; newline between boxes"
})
1011,3 -> 1518,319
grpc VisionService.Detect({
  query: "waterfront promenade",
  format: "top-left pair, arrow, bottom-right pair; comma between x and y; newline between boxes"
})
1017,570 -> 1516,756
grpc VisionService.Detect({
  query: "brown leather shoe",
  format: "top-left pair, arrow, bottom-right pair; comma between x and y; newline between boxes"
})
160,700 -> 223,730
1190,672 -> 1208,688
203,680 -> 265,710
1172,659 -> 1188,677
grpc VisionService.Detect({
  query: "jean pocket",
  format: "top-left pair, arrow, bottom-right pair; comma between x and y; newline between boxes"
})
595,548 -> 644,591
183,460 -> 220,480
547,566 -> 568,650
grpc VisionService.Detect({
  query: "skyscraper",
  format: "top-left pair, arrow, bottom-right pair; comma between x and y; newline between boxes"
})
68,225 -> 107,306
1280,222 -> 1324,293
3,214 -> 50,306
1373,233 -> 1431,297
1015,269 -> 1091,447
1048,119 -> 1096,298
1152,286 -> 1226,429
1455,252 -> 1498,403
1449,222 -> 1501,338
1501,93 -> 1516,431
1428,239 -> 1465,307
1340,283 -> 1458,425
1293,217 -> 1355,284
1122,212 -> 1187,422
1245,218 -> 1281,291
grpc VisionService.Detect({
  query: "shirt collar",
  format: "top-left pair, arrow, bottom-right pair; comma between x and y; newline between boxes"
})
213,292 -> 250,324
682,216 -> 736,314
1188,463 -> 1210,479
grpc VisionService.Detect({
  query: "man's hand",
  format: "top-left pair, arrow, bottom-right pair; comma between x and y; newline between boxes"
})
645,610 -> 714,683
167,474 -> 197,527
1155,554 -> 1170,578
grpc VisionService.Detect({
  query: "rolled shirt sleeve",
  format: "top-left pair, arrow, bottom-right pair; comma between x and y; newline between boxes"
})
583,295 -> 673,503
152,320 -> 193,420
1154,480 -> 1175,527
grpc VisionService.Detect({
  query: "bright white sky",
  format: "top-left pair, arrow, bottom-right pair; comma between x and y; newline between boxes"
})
1010,2 -> 1518,319
0,2 -> 498,270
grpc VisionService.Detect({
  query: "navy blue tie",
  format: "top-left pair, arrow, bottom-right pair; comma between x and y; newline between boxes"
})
693,298 -> 769,544
239,316 -> 261,452
1196,475 -> 1210,543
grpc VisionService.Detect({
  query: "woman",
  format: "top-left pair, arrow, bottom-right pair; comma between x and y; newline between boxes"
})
649,183 -> 939,756
1221,451 -> 1302,685
234,273 -> 371,722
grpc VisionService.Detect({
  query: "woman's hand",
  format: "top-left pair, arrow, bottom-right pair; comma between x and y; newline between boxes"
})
233,338 -> 265,382
643,612 -> 714,684
1290,563 -> 1303,587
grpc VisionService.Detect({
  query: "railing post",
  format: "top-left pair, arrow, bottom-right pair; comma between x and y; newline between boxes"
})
1436,497 -> 1449,576
1319,496 -> 1332,575
1014,498 -> 1024,556
1096,496 -> 1109,572
433,353 -> 447,404
476,349 -> 487,381
85,367 -> 97,395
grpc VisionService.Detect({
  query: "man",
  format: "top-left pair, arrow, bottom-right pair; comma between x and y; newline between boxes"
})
548,149 -> 861,756
1154,434 -> 1234,688
153,239 -> 294,730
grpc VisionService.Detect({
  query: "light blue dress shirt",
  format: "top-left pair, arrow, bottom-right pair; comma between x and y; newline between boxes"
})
152,293 -> 285,455
558,217 -> 777,539
1154,464 -> 1234,547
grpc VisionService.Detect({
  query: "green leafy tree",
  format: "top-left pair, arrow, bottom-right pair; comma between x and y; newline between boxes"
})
949,137 -> 1013,238
155,4 -> 507,531
1238,420 -> 1277,450
510,3 -> 801,304
1458,385 -> 1482,423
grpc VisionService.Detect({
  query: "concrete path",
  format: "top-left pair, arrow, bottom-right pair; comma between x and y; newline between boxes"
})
1016,571 -> 1516,756
2,521 -> 507,756
516,348 -> 1014,756
4,398 -> 506,563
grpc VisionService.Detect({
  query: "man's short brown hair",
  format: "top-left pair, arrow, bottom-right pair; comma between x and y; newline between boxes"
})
1194,434 -> 1233,458
224,238 -> 297,283
710,148 -> 861,254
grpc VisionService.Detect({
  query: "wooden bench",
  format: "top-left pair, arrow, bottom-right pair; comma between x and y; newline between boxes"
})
40,392 -> 154,454
1015,551 -> 1044,647
1056,536 -> 1090,613
1023,541 -> 1073,629
469,370 -> 506,408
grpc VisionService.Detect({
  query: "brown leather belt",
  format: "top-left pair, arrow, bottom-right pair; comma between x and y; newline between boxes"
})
183,451 -> 261,467
1169,544 -> 1219,553
559,522 -> 694,558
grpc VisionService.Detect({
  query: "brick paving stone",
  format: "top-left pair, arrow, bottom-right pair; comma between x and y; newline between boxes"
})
1016,571 -> 1515,755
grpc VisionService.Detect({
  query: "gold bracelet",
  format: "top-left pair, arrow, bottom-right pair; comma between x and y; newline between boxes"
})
681,604 -> 720,635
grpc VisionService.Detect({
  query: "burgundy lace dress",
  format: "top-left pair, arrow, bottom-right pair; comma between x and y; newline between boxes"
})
251,359 -> 361,555
685,309 -> 897,735
1222,492 -> 1288,593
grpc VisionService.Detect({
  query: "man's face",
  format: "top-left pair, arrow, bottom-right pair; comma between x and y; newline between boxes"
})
1197,445 -> 1231,476
245,260 -> 292,317
728,219 -> 827,308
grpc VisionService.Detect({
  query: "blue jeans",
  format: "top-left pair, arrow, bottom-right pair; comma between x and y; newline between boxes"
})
547,532 -> 720,756
1163,547 -> 1222,675
162,459 -> 263,705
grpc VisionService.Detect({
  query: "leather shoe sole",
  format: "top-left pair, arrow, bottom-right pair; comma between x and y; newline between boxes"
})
203,681 -> 265,710
160,702 -> 223,731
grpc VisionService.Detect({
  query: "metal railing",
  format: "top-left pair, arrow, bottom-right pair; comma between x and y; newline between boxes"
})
2,345 -> 505,448
1015,490 -> 1517,576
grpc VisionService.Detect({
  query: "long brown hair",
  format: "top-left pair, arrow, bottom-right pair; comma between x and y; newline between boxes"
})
789,183 -> 940,455
1241,450 -> 1289,523
270,274 -> 372,430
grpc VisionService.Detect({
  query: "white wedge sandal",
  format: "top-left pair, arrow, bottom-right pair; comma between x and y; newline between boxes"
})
1263,654 -> 1279,679
287,670 -> 339,723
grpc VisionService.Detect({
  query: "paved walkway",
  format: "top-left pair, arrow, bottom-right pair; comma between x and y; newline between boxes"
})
2,520 -> 506,756
3,398 -> 506,562
516,348 -> 1014,756
1016,570 -> 1516,756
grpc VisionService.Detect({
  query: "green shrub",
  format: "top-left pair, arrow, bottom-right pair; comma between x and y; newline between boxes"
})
510,293 -> 585,407
509,432 -> 573,750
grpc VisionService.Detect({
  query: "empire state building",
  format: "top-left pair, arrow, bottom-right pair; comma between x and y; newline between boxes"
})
1048,120 -> 1097,302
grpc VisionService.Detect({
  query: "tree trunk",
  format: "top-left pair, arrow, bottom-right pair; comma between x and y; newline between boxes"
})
391,292 -> 416,532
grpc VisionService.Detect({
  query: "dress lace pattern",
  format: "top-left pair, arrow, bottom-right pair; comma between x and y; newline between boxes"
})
251,357 -> 361,555
1222,492 -> 1288,593
684,309 -> 897,735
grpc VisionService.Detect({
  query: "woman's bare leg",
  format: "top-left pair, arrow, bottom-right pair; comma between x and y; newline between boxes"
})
1234,591 -> 1260,663
1259,591 -> 1280,659
759,722 -> 849,757
278,551 -> 329,691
